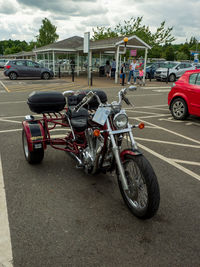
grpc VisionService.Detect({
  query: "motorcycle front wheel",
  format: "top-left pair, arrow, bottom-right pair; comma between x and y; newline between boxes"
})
117,154 -> 160,219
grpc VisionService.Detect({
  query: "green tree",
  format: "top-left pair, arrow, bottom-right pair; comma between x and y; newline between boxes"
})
36,18 -> 59,47
176,52 -> 188,60
165,46 -> 175,60
92,17 -> 175,46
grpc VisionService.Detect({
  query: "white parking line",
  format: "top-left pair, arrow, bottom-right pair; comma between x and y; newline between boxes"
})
134,137 -> 200,149
0,155 -> 13,266
0,80 -> 10,93
0,101 -> 26,105
169,159 -> 200,166
129,114 -> 169,119
0,119 -> 21,124
134,118 -> 200,145
137,142 -> 200,182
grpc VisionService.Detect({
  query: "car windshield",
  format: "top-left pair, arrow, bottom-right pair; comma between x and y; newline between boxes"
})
162,63 -> 178,69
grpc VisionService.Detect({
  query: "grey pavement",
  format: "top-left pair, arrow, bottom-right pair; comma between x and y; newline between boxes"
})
0,72 -> 199,267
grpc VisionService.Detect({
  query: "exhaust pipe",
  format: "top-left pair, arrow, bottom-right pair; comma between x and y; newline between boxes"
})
68,152 -> 84,168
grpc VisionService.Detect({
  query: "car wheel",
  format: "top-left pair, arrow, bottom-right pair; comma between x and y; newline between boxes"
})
170,98 -> 188,120
42,72 -> 50,80
169,74 -> 176,82
9,72 -> 17,80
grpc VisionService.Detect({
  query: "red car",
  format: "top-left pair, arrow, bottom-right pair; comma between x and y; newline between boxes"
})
168,69 -> 200,119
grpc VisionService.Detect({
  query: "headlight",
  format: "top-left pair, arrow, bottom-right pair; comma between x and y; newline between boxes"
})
113,112 -> 128,129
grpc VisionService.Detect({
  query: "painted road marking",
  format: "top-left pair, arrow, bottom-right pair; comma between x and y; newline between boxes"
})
134,118 -> 200,145
169,159 -> 200,166
142,86 -> 171,90
129,114 -> 170,119
0,119 -> 21,124
0,155 -> 13,266
135,104 -> 168,108
137,142 -> 200,182
159,118 -> 200,126
0,80 -> 10,93
152,89 -> 171,92
134,137 -> 200,149
0,101 -> 26,105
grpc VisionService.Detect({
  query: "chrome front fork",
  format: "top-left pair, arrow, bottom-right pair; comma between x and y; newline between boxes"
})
106,120 -> 137,191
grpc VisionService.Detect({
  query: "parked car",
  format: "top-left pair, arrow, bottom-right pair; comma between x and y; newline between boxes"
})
4,59 -> 54,80
168,69 -> 200,119
155,61 -> 195,82
0,59 -> 8,68
145,62 -> 166,79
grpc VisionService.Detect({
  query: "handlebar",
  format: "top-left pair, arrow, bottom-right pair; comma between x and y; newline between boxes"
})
63,86 -> 136,111
117,85 -> 136,106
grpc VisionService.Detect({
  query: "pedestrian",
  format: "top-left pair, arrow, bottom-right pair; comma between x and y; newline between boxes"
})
127,58 -> 137,84
111,58 -> 116,78
120,63 -> 126,85
105,60 -> 111,78
137,67 -> 144,86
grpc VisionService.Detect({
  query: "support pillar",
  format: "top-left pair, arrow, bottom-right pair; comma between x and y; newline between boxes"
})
77,52 -> 80,76
52,51 -> 55,75
88,51 -> 92,85
143,48 -> 148,84
115,46 -> 120,83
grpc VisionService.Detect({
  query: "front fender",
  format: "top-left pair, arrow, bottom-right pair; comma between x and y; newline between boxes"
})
120,149 -> 142,162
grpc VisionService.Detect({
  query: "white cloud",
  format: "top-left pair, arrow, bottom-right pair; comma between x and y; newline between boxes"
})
0,0 -> 199,43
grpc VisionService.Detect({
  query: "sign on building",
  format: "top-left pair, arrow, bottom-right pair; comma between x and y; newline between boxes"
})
130,49 -> 137,57
84,32 -> 90,53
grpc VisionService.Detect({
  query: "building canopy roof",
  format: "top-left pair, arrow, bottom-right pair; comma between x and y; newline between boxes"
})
34,35 -> 151,53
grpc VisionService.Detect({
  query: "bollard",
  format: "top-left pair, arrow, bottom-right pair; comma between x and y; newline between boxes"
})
90,69 -> 93,86
58,65 -> 61,78
122,73 -> 125,86
166,68 -> 169,84
149,69 -> 152,82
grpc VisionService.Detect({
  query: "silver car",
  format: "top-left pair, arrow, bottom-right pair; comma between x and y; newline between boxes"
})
0,59 -> 8,68
154,61 -> 195,82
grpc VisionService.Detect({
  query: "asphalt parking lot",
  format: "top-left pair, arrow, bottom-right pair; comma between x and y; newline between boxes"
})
0,73 -> 200,267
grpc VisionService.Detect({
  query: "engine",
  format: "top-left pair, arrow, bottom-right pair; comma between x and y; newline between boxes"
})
81,128 -> 104,174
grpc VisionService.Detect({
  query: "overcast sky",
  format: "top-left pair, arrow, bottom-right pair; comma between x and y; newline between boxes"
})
0,0 -> 199,44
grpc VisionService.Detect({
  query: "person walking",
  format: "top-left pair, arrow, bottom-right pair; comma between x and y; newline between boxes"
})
105,60 -> 111,78
111,59 -> 116,78
120,63 -> 126,84
127,58 -> 137,84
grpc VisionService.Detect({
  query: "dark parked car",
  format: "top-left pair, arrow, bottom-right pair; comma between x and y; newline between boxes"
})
4,60 -> 54,80
145,62 -> 166,79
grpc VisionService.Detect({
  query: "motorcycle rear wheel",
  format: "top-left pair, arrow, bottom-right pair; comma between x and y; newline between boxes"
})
117,154 -> 160,219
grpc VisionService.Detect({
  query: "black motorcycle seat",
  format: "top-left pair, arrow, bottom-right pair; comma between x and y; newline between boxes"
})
68,107 -> 89,132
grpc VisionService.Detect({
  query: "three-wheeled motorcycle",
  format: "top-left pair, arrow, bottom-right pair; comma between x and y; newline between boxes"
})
22,87 -> 160,219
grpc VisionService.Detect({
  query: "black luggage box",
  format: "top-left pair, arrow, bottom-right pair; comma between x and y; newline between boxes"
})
68,90 -> 107,110
27,91 -> 66,113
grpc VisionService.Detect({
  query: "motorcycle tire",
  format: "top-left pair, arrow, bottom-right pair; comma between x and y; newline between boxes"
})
117,154 -> 160,219
22,129 -> 44,164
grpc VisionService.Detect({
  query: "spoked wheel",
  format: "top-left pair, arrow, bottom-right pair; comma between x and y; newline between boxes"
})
117,154 -> 160,219
22,129 -> 44,164
42,72 -> 50,80
9,72 -> 17,80
171,98 -> 188,120
169,74 -> 176,82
